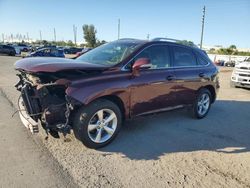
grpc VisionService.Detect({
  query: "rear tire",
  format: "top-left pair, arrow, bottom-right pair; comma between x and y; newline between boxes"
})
73,99 -> 122,149
192,88 -> 211,119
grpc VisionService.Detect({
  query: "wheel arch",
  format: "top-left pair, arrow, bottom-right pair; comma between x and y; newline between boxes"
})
86,95 -> 127,121
199,85 -> 216,103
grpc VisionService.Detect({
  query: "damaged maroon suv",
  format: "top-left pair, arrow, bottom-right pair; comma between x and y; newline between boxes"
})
14,38 -> 219,148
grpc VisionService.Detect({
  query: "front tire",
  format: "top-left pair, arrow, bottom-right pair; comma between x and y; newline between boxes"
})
192,88 -> 211,119
73,99 -> 122,149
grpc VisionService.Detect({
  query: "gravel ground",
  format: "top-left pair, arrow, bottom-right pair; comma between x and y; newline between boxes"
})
0,56 -> 249,188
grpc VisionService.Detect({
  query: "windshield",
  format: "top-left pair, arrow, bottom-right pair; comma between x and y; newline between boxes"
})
76,41 -> 142,66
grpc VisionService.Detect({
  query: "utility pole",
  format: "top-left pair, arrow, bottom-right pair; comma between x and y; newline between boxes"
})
39,30 -> 42,41
73,25 -> 77,46
54,28 -> 56,42
10,33 -> 13,43
118,19 -> 120,40
26,32 -> 29,42
18,33 -> 21,42
200,6 -> 206,49
2,33 -> 4,43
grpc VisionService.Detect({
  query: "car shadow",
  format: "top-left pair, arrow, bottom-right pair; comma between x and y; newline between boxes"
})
101,100 -> 250,160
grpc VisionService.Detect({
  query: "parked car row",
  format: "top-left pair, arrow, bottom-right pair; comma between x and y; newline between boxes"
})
0,44 -> 16,56
13,43 -> 31,54
25,46 -> 94,58
0,42 -> 91,57
214,60 -> 238,67
26,47 -> 65,58
25,46 -> 93,58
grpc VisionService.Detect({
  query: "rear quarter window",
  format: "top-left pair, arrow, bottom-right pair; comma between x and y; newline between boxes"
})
173,46 -> 197,67
195,51 -> 210,66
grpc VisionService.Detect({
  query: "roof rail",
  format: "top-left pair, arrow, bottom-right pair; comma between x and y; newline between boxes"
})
118,38 -> 139,41
151,38 -> 182,43
151,37 -> 199,48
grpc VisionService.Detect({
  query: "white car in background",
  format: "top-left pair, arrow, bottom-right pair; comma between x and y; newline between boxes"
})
231,57 -> 250,88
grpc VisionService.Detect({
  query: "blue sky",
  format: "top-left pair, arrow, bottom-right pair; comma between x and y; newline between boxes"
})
0,0 -> 249,48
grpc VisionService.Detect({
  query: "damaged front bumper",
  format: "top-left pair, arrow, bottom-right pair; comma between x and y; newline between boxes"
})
15,73 -> 79,138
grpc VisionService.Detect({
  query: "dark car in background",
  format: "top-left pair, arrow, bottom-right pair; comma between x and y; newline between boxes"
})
64,47 -> 83,54
214,60 -> 225,66
0,44 -> 16,56
224,60 -> 236,67
14,38 -> 219,148
13,43 -> 31,54
26,47 -> 65,58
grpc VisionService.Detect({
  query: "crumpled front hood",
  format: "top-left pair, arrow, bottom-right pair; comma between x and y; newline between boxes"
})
14,57 -> 108,73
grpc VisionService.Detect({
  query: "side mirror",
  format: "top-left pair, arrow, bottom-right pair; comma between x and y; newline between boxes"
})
132,58 -> 151,76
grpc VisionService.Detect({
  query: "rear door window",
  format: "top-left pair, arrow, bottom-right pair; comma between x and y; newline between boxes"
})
173,46 -> 197,67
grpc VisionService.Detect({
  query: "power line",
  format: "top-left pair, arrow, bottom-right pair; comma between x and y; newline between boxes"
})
200,6 -> 206,49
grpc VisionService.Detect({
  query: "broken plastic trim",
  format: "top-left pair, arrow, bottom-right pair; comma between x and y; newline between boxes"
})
18,95 -> 39,133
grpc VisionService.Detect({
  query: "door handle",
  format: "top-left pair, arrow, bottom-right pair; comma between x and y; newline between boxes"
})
199,72 -> 205,77
166,75 -> 175,81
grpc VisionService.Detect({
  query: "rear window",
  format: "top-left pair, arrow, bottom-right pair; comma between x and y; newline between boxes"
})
173,46 -> 197,67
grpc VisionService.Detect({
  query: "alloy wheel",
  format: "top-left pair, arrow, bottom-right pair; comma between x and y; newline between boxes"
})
197,93 -> 210,116
87,109 -> 118,143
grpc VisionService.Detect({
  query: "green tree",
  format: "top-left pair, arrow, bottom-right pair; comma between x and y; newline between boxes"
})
96,40 -> 107,47
41,40 -> 49,46
82,24 -> 97,47
229,45 -> 237,50
226,48 -> 233,55
67,40 -> 75,47
178,40 -> 196,47
208,48 -> 216,53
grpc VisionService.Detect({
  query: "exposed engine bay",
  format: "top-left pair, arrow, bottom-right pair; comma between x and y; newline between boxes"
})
14,70 -> 92,138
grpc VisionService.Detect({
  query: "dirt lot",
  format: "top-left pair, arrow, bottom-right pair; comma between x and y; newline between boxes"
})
0,56 -> 249,188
